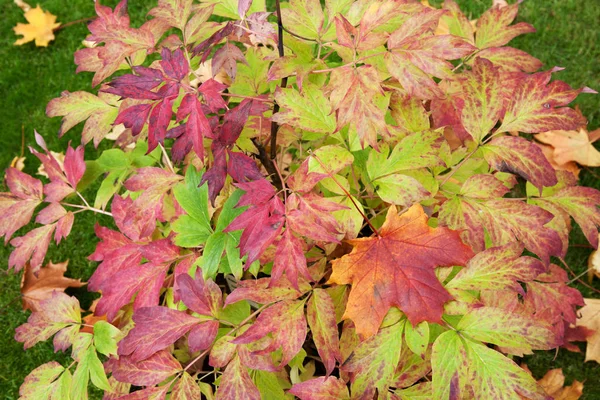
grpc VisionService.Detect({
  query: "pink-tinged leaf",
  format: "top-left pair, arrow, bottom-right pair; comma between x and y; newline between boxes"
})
271,229 -> 310,290
36,203 -> 67,225
112,350 -> 181,386
474,47 -> 542,73
148,0 -> 193,31
15,292 -> 80,350
95,263 -> 169,321
238,0 -> 253,18
455,58 -> 503,143
212,42 -> 247,80
64,145 -> 86,188
103,68 -> 164,100
110,195 -> 150,241
88,224 -> 142,292
227,151 -> 263,184
215,356 -> 260,400
188,320 -> 219,352
475,3 -> 536,49
217,100 -> 253,147
118,306 -> 200,361
113,385 -> 170,400
202,145 -> 228,203
232,300 -> 307,367
125,166 -> 182,193
198,78 -> 228,113
114,104 -> 153,136
43,181 -> 74,203
18,361 -> 68,400
6,167 -> 43,200
209,335 -> 237,368
483,135 -> 557,192
307,289 -> 342,375
175,271 -> 222,316
176,93 -> 211,160
525,264 -> 584,325
192,22 -> 235,60
498,72 -> 587,134
172,372 -> 201,400
289,376 -> 349,400
9,224 -> 56,272
30,147 -> 64,183
225,276 -> 311,306
286,193 -> 344,243
326,66 -> 388,148
0,195 -> 40,244
160,48 -> 189,81
55,212 -> 74,244
140,238 -> 180,264
148,91 -> 178,153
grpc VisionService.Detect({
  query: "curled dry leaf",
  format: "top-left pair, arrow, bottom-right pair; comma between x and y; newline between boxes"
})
13,4 -> 61,47
576,298 -> 600,363
536,368 -> 584,400
21,260 -> 85,312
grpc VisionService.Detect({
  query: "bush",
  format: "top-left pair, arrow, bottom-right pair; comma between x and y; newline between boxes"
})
3,0 -> 598,398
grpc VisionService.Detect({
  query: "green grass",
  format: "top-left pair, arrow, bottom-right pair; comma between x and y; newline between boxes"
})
0,0 -> 599,398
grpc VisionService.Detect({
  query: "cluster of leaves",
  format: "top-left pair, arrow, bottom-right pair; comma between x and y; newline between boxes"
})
4,0 -> 600,398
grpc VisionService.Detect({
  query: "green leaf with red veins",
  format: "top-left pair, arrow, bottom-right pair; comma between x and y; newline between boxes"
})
469,47 -> 542,73
327,65 -> 388,148
532,186 -> 600,248
46,91 -> 119,146
455,58 -> 502,143
9,224 -> 56,272
172,372 -> 201,400
457,307 -> 557,354
118,306 -> 201,361
280,0 -> 324,41
393,348 -> 431,388
215,355 -> 260,400
15,292 -> 80,350
225,276 -> 311,305
272,85 -> 337,134
307,289 -> 342,376
355,0 -> 409,51
389,89 -> 430,134
148,0 -> 193,30
482,136 -> 557,192
232,300 -> 307,368
112,350 -> 182,387
342,320 -> 404,399
289,376 -> 350,400
372,173 -> 430,207
447,242 -> 545,294
209,335 -> 237,368
18,362 -> 70,400
440,196 -> 562,264
475,3 -> 535,49
497,72 -> 587,134
385,8 -> 476,100
441,0 -> 474,43
432,331 -> 548,400
286,193 -> 345,243
524,264 -> 584,326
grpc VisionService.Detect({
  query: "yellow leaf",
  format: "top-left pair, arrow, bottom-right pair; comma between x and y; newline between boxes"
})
537,368 -> 584,400
535,128 -> 600,167
576,298 -> 600,363
13,5 -> 61,47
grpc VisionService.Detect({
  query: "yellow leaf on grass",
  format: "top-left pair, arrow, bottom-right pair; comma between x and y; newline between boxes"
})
535,128 -> 600,167
13,5 -> 61,47
576,298 -> 600,363
537,368 -> 583,400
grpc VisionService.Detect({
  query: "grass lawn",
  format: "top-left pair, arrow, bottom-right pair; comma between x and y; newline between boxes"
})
0,0 -> 599,398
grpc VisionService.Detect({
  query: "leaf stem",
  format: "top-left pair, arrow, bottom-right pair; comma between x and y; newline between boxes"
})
159,143 -> 175,173
558,257 -> 600,294
61,202 -> 113,217
270,0 -> 289,161
53,17 -> 95,32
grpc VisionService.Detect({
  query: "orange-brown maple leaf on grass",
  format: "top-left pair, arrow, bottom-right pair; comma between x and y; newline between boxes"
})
535,128 -> 600,167
329,204 -> 474,338
21,260 -> 84,312
536,368 -> 583,400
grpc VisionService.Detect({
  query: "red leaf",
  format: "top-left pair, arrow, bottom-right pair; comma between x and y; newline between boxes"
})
175,271 -> 222,316
226,151 -> 262,183
148,93 -> 177,153
289,376 -> 349,400
118,306 -> 200,361
9,224 -> 56,273
0,193 -> 40,244
271,229 -> 310,290
188,320 -> 219,352
112,350 -> 181,386
6,167 -> 43,200
215,356 -> 260,400
307,289 -> 342,375
198,78 -> 228,113
217,100 -> 253,147
225,276 -> 310,306
103,67 -> 164,100
286,193 -> 345,243
114,104 -> 153,136
212,42 -> 248,80
330,204 -> 474,338
176,93 -> 212,159
201,144 -> 228,203
232,300 -> 307,368
160,48 -> 189,81
64,145 -> 85,188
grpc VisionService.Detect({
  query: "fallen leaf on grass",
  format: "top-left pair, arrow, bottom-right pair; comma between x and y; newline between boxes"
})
537,368 -> 584,400
576,298 -> 600,363
21,260 -> 84,312
535,142 -> 581,177
13,4 -> 60,47
535,128 -> 600,167
10,156 -> 26,171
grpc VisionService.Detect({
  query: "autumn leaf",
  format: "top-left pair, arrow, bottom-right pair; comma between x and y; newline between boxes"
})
535,128 -> 600,167
536,368 -> 584,400
21,260 -> 85,312
13,4 -> 60,47
575,298 -> 600,363
329,204 -> 474,338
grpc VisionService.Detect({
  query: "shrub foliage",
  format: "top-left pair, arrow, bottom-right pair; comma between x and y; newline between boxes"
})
3,0 -> 599,398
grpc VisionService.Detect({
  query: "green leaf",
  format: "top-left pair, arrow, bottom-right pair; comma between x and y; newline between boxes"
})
254,370 -> 290,399
219,299 -> 251,326
87,347 -> 111,392
432,330 -> 546,399
373,174 -> 430,207
172,215 -> 213,247
215,189 -> 245,232
224,233 -> 243,279
404,321 -> 430,359
19,362 -> 67,400
203,0 -> 265,19
280,0 -> 324,40
173,167 -> 212,247
97,148 -> 129,170
201,231 -> 227,279
272,84 -> 337,134
307,145 -> 354,175
93,320 -> 121,357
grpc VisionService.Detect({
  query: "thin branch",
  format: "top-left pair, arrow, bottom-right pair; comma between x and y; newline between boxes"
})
269,0 -> 289,161
251,138 -> 283,191
558,257 -> 600,294
53,17 -> 95,32
159,143 -> 175,173
61,202 -> 113,217
282,25 -> 317,42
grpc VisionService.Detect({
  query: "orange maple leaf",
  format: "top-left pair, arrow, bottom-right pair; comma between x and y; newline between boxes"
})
329,204 -> 474,338
21,260 -> 84,312
535,128 -> 600,167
